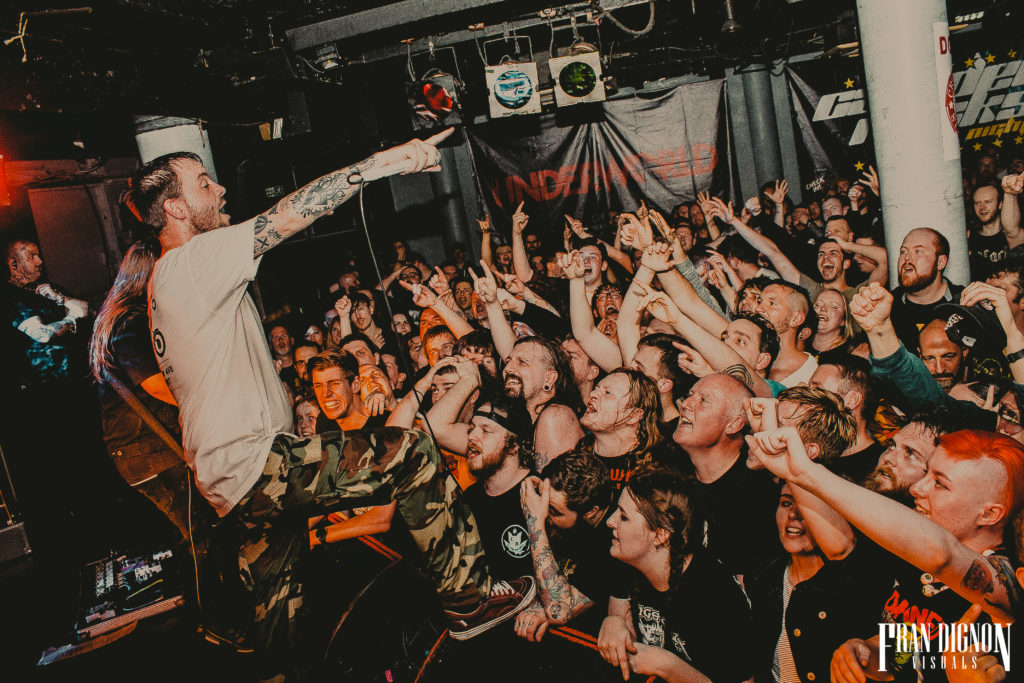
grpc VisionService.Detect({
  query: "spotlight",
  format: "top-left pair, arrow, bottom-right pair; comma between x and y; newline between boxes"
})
549,46 -> 605,107
408,69 -> 463,130
485,62 -> 542,118
315,44 -> 342,71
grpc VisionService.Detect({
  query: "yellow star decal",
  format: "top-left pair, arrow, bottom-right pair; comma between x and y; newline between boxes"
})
974,142 -> 983,151
994,139 -> 1003,147
986,53 -> 996,63
965,57 -> 975,68
1010,50 -> 1018,59
854,161 -> 865,171
844,78 -> 855,89
1016,135 -> 1024,145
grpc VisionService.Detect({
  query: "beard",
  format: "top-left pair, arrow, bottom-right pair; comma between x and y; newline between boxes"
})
467,442 -> 508,479
504,373 -> 524,399
864,466 -> 915,506
899,262 -> 938,292
188,201 -> 226,233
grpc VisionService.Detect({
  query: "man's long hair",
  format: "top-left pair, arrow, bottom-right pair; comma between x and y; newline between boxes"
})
89,237 -> 161,383
514,336 -> 584,416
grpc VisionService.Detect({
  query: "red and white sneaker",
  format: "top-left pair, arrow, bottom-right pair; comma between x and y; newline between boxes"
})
444,576 -> 536,641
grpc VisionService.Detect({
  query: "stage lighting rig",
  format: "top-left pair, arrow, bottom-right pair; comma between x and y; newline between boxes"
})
549,42 -> 606,107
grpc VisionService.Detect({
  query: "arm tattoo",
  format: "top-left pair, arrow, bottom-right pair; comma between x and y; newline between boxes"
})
289,156 -> 376,219
723,362 -> 755,390
984,555 -> 1023,611
252,157 -> 376,256
253,212 -> 284,255
961,559 -> 995,594
525,512 -> 590,622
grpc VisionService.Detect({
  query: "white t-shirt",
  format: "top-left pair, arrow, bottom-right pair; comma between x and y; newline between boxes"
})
777,353 -> 818,388
148,223 -> 292,516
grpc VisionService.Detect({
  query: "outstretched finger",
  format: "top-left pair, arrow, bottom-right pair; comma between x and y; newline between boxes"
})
515,200 -> 525,213
423,127 -> 455,147
467,267 -> 480,283
479,259 -> 497,284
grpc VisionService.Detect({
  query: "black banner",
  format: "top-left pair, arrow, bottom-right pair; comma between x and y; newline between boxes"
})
465,79 -> 733,239
785,62 -> 875,193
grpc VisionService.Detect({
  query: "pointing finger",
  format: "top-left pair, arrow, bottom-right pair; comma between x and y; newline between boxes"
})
423,127 -> 454,146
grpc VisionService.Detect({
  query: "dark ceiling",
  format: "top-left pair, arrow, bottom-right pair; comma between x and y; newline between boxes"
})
0,0 -> 1012,159
0,0 -> 857,116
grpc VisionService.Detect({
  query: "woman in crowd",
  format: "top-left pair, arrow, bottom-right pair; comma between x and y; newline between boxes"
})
810,288 -> 855,355
598,466 -> 755,682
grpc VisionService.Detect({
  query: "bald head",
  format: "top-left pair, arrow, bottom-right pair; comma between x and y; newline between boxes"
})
918,319 -> 966,391
674,372 -> 753,452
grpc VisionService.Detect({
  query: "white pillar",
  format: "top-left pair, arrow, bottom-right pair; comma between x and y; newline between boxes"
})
132,116 -> 218,181
855,0 -> 968,284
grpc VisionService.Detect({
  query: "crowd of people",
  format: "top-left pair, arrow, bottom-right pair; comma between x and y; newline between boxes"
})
63,128 -> 1024,683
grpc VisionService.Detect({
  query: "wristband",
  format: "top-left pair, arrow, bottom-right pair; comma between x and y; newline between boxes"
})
1006,347 -> 1024,364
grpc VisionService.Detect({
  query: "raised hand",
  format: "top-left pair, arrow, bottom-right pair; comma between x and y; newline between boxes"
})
635,199 -> 650,224
673,341 -> 714,378
496,287 -> 522,313
766,179 -> 789,205
468,261 -> 499,304
710,197 -> 736,223
429,267 -> 452,295
746,426 -> 815,482
565,214 -> 592,239
696,190 -> 715,220
500,272 -> 527,295
861,165 -> 880,196
648,208 -> 674,241
371,127 -> 452,176
334,295 -> 352,320
744,396 -> 780,434
640,241 -> 680,273
512,201 -> 529,234
520,475 -> 550,521
848,183 -> 864,207
635,283 -> 682,327
476,214 -> 492,234
619,212 -> 654,250
961,281 -> 1017,338
848,282 -> 894,334
1001,173 -> 1023,196
744,195 -> 763,216
558,250 -> 586,280
449,353 -> 482,385
399,280 -> 438,309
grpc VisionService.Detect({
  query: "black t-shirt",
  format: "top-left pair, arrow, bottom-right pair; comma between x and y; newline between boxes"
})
579,435 -> 688,491
549,517 -> 618,632
693,452 -> 783,579
463,473 -> 535,582
873,543 -> 993,682
827,440 -> 884,485
631,550 -> 754,683
969,231 -> 1009,279
889,282 -> 964,352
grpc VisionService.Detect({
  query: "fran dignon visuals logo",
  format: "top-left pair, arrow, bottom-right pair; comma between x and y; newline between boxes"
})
877,621 -> 1011,674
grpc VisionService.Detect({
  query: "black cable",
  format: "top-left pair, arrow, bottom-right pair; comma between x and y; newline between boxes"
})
355,181 -> 444,449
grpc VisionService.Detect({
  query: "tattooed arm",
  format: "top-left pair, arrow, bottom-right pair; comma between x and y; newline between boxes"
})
248,131 -> 450,256
521,477 -> 594,624
763,442 -> 1020,623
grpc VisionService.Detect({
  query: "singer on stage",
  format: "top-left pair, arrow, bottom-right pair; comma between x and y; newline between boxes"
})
125,129 -> 535,679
